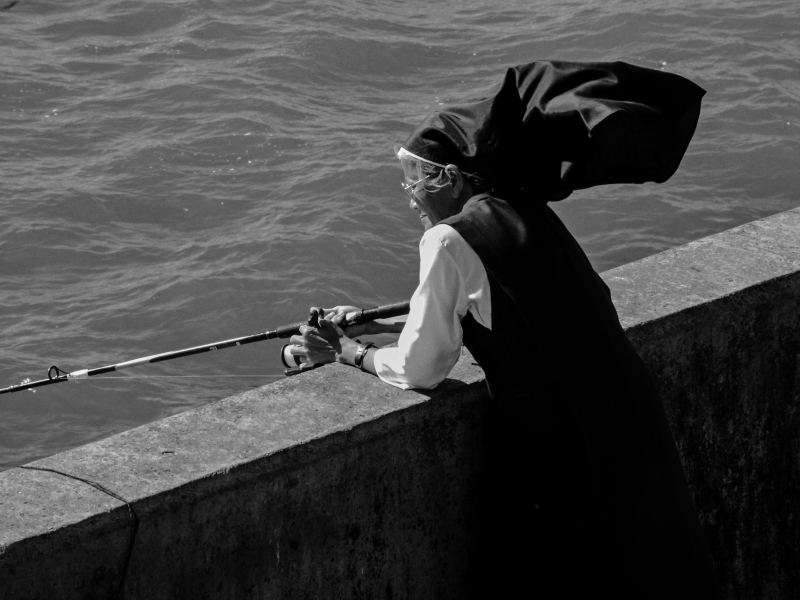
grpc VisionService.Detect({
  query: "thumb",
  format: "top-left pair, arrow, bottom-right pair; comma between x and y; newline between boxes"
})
318,317 -> 345,338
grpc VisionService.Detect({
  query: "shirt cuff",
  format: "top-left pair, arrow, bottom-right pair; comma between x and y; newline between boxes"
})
373,347 -> 416,390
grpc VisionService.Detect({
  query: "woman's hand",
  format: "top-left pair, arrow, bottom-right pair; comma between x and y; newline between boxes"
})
323,305 -> 360,325
323,305 -> 405,337
321,305 -> 367,338
288,316 -> 359,367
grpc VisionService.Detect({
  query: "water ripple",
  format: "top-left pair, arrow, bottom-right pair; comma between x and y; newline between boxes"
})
1,0 -> 798,469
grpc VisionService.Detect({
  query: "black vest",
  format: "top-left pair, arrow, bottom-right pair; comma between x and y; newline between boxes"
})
460,276 -> 544,401
442,193 -> 723,598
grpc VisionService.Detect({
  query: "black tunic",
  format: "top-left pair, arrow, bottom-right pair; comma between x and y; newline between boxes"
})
443,194 -> 722,598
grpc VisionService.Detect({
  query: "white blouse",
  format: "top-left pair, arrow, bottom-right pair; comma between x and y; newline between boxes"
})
373,223 -> 492,390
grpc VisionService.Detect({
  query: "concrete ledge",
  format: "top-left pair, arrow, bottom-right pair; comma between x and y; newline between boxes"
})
1,353 -> 490,599
605,208 -> 800,599
2,206 -> 799,599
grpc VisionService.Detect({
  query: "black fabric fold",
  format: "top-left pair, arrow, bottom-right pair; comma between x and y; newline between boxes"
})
404,60 -> 706,203
444,194 -> 723,597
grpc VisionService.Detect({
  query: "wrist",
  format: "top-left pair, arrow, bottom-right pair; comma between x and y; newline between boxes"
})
354,342 -> 377,370
336,337 -> 359,366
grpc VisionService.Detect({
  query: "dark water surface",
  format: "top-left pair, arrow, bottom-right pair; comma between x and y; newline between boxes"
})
1,0 -> 798,470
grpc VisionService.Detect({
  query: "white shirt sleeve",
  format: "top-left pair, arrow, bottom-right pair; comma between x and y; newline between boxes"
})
373,224 -> 491,390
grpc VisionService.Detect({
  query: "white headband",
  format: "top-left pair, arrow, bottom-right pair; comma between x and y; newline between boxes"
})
396,147 -> 448,169
396,146 -> 488,186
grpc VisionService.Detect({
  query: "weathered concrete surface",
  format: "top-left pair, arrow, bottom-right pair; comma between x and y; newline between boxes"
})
605,208 -> 800,600
1,206 -> 799,599
0,356 -> 490,599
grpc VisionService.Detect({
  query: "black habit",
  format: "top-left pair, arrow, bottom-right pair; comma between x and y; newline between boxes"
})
445,195 -> 722,598
406,61 -> 723,596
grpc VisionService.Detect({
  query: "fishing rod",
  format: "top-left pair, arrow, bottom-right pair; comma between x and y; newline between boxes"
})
0,301 -> 410,395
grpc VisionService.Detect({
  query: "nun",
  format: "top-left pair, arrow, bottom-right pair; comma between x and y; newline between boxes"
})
291,60 -> 722,598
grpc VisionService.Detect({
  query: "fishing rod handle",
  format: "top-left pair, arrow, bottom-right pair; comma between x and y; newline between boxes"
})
274,321 -> 308,339
276,302 -> 409,338
344,301 -> 410,325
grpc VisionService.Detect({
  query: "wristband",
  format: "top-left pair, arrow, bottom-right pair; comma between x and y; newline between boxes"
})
354,342 -> 377,370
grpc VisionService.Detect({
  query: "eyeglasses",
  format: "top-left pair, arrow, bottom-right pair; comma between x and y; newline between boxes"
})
400,176 -> 426,197
396,146 -> 489,194
400,169 -> 446,198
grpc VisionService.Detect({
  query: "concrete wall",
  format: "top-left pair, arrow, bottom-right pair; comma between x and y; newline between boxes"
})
609,210 -> 800,599
1,206 -> 799,599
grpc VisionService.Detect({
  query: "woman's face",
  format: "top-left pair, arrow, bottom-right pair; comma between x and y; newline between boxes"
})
407,169 -> 468,231
409,186 -> 445,230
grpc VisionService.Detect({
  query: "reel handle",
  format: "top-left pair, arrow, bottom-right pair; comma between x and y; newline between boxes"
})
308,307 -> 325,327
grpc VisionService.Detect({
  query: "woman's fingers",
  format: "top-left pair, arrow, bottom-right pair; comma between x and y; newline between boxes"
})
288,314 -> 356,368
292,328 -> 331,349
322,318 -> 346,337
287,344 -> 306,357
289,321 -> 345,364
309,306 -> 327,325
323,307 -> 347,325
292,329 -> 315,344
288,340 -> 335,365
322,305 -> 362,326
315,319 -> 344,353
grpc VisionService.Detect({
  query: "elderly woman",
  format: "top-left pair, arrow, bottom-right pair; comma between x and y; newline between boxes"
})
290,61 -> 722,598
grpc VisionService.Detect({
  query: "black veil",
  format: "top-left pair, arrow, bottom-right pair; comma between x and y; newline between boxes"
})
403,60 -> 706,203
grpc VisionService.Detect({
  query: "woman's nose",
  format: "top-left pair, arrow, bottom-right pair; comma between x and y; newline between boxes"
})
409,196 -> 417,211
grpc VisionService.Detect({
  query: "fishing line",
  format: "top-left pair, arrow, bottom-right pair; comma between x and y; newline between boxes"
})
84,375 -> 277,379
1,301 -> 410,395
47,365 -> 276,380
19,465 -> 138,600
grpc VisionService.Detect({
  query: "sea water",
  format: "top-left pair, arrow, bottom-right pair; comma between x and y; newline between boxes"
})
1,0 -> 798,470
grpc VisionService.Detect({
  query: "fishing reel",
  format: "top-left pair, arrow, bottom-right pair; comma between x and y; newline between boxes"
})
280,307 -> 324,376
280,343 -> 307,375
